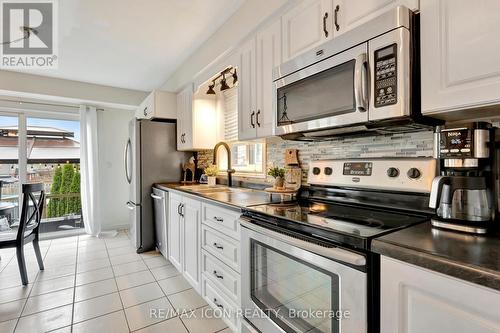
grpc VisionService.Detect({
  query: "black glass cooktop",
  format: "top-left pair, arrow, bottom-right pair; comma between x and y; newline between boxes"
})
245,200 -> 430,248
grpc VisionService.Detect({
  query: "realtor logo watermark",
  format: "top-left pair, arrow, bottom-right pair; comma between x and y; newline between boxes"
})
1,0 -> 58,68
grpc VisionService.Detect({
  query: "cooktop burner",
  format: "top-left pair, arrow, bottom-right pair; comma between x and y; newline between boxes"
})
243,158 -> 436,250
245,200 -> 430,249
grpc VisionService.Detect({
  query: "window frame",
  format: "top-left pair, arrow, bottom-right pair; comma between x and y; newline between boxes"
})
216,140 -> 267,179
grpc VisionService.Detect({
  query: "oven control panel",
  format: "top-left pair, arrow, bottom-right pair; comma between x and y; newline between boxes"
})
308,158 -> 436,193
343,162 -> 372,176
374,44 -> 397,108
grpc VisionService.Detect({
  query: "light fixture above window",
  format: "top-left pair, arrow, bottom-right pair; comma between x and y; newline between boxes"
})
206,67 -> 237,95
220,74 -> 230,91
206,81 -> 216,95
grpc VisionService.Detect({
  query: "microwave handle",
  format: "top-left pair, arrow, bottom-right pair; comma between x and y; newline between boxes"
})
354,53 -> 368,112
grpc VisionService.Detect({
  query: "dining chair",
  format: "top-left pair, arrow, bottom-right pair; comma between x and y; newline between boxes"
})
0,183 -> 45,285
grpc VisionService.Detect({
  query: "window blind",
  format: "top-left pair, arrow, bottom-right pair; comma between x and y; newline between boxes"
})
222,87 -> 238,142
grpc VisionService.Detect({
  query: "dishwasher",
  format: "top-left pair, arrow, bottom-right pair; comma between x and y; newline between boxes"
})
151,187 -> 168,257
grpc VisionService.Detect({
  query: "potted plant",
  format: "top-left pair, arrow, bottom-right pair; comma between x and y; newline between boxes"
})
268,166 -> 286,189
204,164 -> 219,186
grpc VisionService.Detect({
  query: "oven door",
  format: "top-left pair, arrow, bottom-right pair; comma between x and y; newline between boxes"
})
240,218 -> 367,333
273,43 -> 369,136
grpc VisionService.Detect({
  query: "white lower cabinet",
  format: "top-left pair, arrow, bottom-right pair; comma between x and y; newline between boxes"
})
169,196 -> 241,332
381,256 -> 500,333
202,225 -> 240,273
202,249 -> 240,304
168,192 -> 183,272
202,276 -> 240,332
167,192 -> 201,292
200,202 -> 242,333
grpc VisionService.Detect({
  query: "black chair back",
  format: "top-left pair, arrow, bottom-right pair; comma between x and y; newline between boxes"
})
17,183 -> 45,243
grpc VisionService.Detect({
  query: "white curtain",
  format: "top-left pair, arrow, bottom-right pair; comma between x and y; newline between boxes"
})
80,105 -> 101,236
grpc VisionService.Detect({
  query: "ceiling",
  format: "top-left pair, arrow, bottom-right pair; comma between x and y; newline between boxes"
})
9,0 -> 245,91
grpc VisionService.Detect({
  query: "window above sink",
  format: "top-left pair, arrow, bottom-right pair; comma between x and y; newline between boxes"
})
216,140 -> 266,178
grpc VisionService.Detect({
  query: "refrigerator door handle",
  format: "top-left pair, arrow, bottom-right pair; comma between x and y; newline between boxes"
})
124,139 -> 132,184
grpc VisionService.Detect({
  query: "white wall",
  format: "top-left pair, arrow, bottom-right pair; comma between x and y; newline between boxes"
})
97,108 -> 134,230
161,0 -> 293,92
0,70 -> 147,110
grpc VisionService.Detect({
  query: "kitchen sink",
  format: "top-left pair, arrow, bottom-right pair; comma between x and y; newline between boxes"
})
181,185 -> 253,194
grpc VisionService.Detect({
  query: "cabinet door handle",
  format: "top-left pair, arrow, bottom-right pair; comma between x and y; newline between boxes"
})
213,216 -> 224,223
256,110 -> 261,127
143,107 -> 148,116
250,111 -> 255,128
334,5 -> 340,31
213,270 -> 224,279
213,242 -> 224,250
213,298 -> 224,309
177,203 -> 182,215
181,204 -> 185,217
323,12 -> 329,38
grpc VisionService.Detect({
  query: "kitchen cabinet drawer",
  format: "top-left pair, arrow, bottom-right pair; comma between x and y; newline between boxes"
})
202,250 -> 240,304
202,225 -> 240,273
202,276 -> 239,332
202,203 -> 240,240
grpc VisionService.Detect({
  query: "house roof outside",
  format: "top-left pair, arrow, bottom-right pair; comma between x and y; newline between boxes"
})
0,126 -> 80,163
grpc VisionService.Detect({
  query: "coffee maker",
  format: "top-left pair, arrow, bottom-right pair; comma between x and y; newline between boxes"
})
430,122 -> 497,234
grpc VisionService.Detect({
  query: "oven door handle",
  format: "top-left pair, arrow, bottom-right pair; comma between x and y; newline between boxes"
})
354,52 -> 368,112
239,218 -> 366,267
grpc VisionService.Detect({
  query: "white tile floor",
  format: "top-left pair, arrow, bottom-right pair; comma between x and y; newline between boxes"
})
0,231 -> 229,333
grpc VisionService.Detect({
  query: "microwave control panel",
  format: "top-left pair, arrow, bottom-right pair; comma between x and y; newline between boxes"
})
374,44 -> 397,108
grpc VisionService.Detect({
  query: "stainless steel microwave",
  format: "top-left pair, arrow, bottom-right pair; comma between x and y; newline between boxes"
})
273,6 -> 439,140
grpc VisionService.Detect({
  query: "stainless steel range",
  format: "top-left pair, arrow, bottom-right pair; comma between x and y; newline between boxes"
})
239,158 -> 437,333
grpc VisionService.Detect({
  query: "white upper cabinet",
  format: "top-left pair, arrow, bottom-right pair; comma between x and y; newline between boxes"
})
176,84 -> 217,151
256,19 -> 282,138
334,0 -> 418,36
281,0 -> 418,62
381,256 -> 500,333
176,84 -> 193,150
282,0 -> 332,62
421,0 -> 500,118
136,90 -> 177,120
238,19 -> 283,140
238,37 -> 258,141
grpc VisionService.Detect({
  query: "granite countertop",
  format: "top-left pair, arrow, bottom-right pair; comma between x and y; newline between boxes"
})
372,221 -> 500,291
154,183 -> 279,209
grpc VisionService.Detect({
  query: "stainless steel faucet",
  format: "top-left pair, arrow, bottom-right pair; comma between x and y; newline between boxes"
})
213,141 -> 235,187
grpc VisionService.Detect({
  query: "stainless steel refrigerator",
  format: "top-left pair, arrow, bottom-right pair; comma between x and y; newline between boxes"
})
125,119 -> 188,253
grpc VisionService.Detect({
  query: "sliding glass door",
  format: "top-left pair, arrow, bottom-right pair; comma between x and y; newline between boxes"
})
0,115 -> 20,231
0,112 -> 83,237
